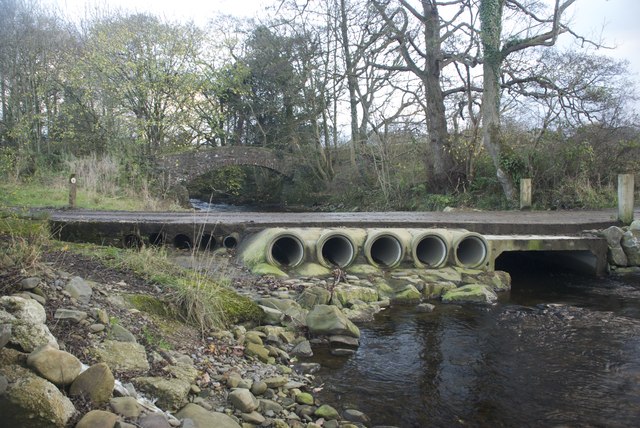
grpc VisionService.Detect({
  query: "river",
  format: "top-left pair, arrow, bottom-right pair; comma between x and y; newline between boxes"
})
308,268 -> 640,427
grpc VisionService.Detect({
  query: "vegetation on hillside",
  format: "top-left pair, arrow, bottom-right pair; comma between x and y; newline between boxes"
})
0,0 -> 638,212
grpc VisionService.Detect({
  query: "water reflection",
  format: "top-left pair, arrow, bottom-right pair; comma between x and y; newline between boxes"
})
310,273 -> 640,427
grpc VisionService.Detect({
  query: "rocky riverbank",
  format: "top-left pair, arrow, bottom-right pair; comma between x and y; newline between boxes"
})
1,219 -> 638,427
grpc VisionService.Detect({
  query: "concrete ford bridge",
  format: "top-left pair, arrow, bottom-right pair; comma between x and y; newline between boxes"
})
48,209 -> 639,276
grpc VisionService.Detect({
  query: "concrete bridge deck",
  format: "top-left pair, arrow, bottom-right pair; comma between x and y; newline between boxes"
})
49,208 -> 632,235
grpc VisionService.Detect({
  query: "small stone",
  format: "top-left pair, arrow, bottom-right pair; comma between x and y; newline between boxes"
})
295,392 -> 314,405
290,340 -> 313,357
416,303 -> 436,312
343,408 -> 370,424
228,388 -> 259,413
263,376 -> 288,388
241,411 -> 266,424
315,404 -> 339,420
110,396 -> 143,418
54,308 -> 88,322
175,403 -> 242,428
90,323 -> 106,333
110,323 -> 137,343
138,412 -> 171,428
75,410 -> 119,428
20,277 -> 41,290
93,308 -> 110,324
251,380 -> 268,396
65,276 -> 92,303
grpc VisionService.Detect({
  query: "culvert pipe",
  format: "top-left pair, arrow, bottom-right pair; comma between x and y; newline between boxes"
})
450,231 -> 489,268
266,232 -> 306,268
410,229 -> 450,268
364,229 -> 411,269
223,233 -> 239,249
317,231 -> 357,268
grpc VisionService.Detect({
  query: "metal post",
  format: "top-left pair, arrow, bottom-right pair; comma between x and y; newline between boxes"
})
68,174 -> 77,209
618,174 -> 634,224
520,178 -> 532,210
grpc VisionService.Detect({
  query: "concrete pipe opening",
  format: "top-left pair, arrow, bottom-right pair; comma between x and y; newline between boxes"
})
223,233 -> 239,249
366,234 -> 403,268
318,233 -> 356,268
413,234 -> 448,268
148,232 -> 165,246
199,234 -> 216,251
268,234 -> 305,268
174,234 -> 193,250
454,234 -> 488,268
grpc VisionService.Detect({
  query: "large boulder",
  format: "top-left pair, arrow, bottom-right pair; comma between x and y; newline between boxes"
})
27,343 -> 82,386
133,376 -> 191,410
256,298 -> 308,328
601,226 -> 628,266
176,403 -> 241,428
463,270 -> 511,292
297,286 -> 331,309
228,388 -> 259,413
621,230 -> 640,266
65,276 -> 93,303
92,340 -> 150,372
0,365 -> 75,427
0,296 -> 57,352
442,284 -> 498,304
306,305 -> 360,338
75,410 -> 119,428
333,285 -> 379,307
70,362 -> 115,404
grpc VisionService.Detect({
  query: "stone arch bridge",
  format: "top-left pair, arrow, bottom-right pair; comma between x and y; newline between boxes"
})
158,147 -> 297,183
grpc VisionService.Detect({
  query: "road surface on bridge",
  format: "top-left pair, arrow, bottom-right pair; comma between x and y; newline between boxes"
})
48,208 -> 638,235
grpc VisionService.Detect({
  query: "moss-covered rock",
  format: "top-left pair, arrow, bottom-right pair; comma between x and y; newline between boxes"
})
419,268 -> 462,284
306,305 -> 360,338
347,264 -> 380,275
297,286 -> 331,309
423,281 -> 457,299
334,284 -> 379,307
442,284 -> 498,304
393,284 -> 422,303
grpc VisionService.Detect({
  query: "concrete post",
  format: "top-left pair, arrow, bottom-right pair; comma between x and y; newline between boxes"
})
520,178 -> 532,210
618,174 -> 634,224
68,174 -> 77,209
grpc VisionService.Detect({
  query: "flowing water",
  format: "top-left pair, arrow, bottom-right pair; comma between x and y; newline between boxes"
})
309,269 -> 640,427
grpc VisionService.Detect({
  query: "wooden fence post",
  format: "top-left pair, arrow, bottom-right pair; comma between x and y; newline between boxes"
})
520,178 -> 532,210
618,174 -> 634,224
68,174 -> 77,209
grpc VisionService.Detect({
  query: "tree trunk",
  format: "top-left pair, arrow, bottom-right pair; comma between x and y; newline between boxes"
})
339,0 -> 359,168
421,1 -> 454,190
479,0 -> 517,202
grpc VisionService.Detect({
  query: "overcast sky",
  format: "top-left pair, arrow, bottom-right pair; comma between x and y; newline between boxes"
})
49,0 -> 639,84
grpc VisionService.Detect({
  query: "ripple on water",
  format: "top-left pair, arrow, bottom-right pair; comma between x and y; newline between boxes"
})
309,273 -> 640,427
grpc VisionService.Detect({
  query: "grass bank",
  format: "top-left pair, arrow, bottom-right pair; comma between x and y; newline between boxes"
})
0,212 -> 261,332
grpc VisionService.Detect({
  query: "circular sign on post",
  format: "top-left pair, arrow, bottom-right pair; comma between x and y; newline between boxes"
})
70,177 -> 77,184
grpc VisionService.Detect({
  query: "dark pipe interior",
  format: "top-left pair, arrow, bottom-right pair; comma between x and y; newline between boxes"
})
370,235 -> 402,267
415,235 -> 447,267
174,234 -> 192,250
495,250 -> 598,277
455,236 -> 487,267
271,236 -> 304,267
223,235 -> 238,249
321,235 -> 355,267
